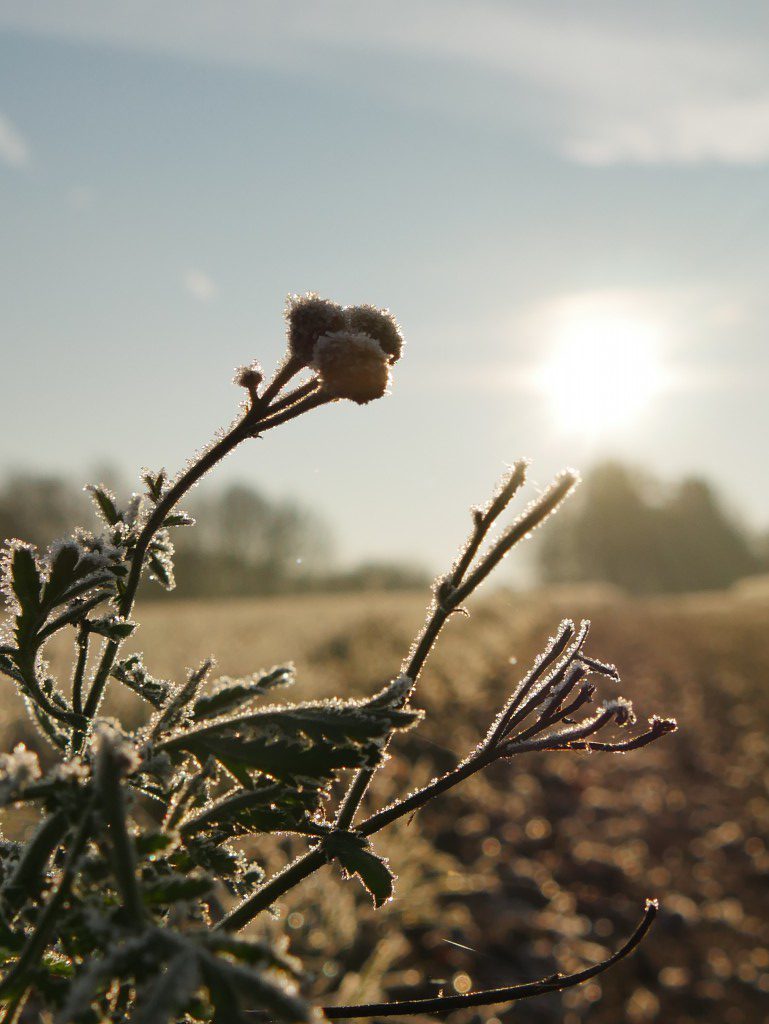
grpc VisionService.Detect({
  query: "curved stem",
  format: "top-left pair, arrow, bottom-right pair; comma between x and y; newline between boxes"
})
322,902 -> 657,1018
84,364 -> 323,719
83,420 -> 250,718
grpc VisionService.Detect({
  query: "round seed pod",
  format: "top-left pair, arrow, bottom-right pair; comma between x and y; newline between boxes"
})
312,330 -> 390,404
285,293 -> 345,365
345,304 -> 404,363
233,362 -> 263,391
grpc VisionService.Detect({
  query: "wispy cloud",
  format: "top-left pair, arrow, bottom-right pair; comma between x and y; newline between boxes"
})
3,1 -> 769,165
183,269 -> 218,303
0,111 -> 30,167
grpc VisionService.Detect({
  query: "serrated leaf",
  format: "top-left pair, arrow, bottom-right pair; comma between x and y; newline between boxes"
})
192,666 -> 294,720
181,781 -> 324,839
86,484 -> 120,525
112,655 -> 170,708
169,695 -> 420,788
174,837 -> 247,884
324,831 -> 395,907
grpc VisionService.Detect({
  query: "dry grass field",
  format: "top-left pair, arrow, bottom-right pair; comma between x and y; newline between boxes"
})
3,583 -> 768,1023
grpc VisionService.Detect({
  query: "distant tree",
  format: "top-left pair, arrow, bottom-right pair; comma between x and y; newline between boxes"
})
661,477 -> 757,591
172,484 -> 333,597
0,472 -> 87,550
538,462 -> 759,594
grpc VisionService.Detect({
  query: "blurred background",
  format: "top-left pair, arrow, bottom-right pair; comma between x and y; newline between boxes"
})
1,4 -> 768,1022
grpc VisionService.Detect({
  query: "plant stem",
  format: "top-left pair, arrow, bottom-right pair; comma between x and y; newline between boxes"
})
71,626 -> 89,716
217,749 -> 498,932
83,363 -> 321,719
322,902 -> 657,1018
335,464 -> 532,832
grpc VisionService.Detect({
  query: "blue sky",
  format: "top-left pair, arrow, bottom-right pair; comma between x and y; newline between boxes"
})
1,3 -> 768,568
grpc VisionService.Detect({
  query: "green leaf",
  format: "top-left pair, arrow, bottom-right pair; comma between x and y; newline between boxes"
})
6,543 -> 42,650
191,666 -> 294,720
171,694 -> 420,789
324,831 -> 395,908
149,552 -> 175,590
141,872 -> 215,906
86,484 -> 120,525
112,655 -> 170,708
173,837 -> 249,888
163,512 -> 195,528
142,469 -> 167,503
87,615 -> 136,641
180,781 -> 324,839
43,541 -> 82,606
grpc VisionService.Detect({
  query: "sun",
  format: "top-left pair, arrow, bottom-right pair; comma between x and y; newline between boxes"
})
535,304 -> 667,437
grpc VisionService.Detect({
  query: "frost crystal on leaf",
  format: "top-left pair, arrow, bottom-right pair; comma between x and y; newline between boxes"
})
0,744 -> 41,804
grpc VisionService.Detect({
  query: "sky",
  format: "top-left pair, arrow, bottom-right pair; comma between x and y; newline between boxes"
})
1,2 -> 768,570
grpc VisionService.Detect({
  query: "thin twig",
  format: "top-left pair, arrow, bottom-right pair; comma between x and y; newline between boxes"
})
322,901 -> 657,1018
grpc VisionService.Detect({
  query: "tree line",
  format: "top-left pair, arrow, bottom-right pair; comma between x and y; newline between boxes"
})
0,472 -> 427,599
537,461 -> 766,594
0,465 -> 765,598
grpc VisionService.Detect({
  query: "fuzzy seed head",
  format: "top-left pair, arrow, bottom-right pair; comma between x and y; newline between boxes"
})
345,304 -> 404,363
312,330 -> 391,404
234,361 -> 263,391
285,293 -> 345,365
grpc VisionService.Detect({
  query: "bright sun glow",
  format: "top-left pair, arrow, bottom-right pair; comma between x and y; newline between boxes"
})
536,306 -> 667,436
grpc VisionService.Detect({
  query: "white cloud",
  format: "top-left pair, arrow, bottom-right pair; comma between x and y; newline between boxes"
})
183,269 -> 218,303
3,1 -> 769,165
0,112 -> 30,167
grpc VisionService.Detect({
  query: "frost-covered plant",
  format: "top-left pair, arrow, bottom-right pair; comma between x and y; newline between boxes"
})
0,295 -> 676,1023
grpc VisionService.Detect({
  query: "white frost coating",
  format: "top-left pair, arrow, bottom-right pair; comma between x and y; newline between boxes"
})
370,674 -> 414,708
311,330 -> 385,368
92,721 -> 142,776
0,743 -> 41,803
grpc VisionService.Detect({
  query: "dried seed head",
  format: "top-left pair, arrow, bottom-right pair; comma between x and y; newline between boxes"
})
234,361 -> 263,392
285,293 -> 345,365
313,330 -> 391,404
345,304 -> 404,363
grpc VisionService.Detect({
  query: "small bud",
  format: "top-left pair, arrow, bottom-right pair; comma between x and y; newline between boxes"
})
345,304 -> 404,363
312,330 -> 390,404
234,361 -> 263,393
285,293 -> 345,365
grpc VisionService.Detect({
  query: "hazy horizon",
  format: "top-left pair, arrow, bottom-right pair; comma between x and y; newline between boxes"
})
2,3 -> 768,568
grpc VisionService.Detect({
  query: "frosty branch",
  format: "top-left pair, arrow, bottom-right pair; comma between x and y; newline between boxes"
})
0,295 -> 676,1023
